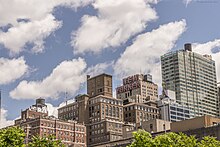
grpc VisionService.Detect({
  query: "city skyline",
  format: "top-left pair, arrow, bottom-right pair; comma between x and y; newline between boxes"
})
0,0 -> 220,128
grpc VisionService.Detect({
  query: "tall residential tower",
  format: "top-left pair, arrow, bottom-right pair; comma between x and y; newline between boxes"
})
161,43 -> 219,118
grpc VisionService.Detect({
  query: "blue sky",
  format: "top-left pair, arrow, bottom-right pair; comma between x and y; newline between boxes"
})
0,0 -> 220,128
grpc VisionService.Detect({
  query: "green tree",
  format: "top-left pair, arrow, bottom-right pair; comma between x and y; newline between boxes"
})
153,132 -> 197,147
128,129 -> 154,147
0,126 -> 25,147
198,136 -> 220,147
28,135 -> 64,147
128,129 -> 220,147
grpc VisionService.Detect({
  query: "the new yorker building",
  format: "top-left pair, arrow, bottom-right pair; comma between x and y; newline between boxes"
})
116,74 -> 158,104
116,74 -> 160,125
161,43 -> 219,117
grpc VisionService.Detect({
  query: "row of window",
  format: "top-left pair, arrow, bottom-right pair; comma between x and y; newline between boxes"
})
124,105 -> 158,113
89,97 -> 123,105
90,135 -> 109,143
59,104 -> 78,113
40,122 -> 85,132
90,129 -> 104,135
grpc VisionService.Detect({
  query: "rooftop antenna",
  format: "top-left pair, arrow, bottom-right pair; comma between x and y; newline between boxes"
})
65,90 -> 68,106
140,68 -> 142,75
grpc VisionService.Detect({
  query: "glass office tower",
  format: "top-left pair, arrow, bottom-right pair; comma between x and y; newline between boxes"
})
161,44 -> 219,117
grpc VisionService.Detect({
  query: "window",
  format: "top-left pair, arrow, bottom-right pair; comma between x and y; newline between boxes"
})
150,124 -> 153,131
106,105 -> 108,116
98,88 -> 103,93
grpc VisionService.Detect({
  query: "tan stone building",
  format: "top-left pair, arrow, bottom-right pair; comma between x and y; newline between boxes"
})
138,119 -> 170,133
91,118 -> 171,147
86,74 -> 124,146
116,74 -> 158,103
123,102 -> 159,124
171,115 -> 220,140
87,74 -> 112,98
171,115 -> 220,133
15,98 -> 87,147
87,95 -> 124,145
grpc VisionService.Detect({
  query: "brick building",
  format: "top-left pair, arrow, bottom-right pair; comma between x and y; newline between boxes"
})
15,98 -> 87,147
58,94 -> 89,124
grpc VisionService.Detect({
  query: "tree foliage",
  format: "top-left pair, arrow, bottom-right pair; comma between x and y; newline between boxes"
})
0,126 -> 25,147
0,127 -> 64,147
128,129 -> 220,147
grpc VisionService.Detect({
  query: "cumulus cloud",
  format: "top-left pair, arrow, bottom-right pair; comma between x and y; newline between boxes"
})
192,39 -> 220,81
86,61 -> 113,77
46,99 -> 79,118
183,0 -> 193,6
0,0 -> 93,55
58,99 -> 75,108
10,58 -> 87,99
0,57 -> 29,85
0,15 -> 62,54
72,0 -> 158,54
46,103 -> 59,118
114,20 -> 187,85
0,108 -> 14,129
9,57 -> 115,100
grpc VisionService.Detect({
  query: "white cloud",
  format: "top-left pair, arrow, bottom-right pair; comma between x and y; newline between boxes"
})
0,14 -> 62,55
0,57 -> 29,85
46,99 -> 79,118
86,61 -> 113,77
0,108 -> 14,129
10,58 -> 87,99
114,20 -> 187,86
0,0 -> 93,55
9,57 -> 116,100
183,0 -> 193,6
58,99 -> 75,108
46,103 -> 59,118
192,39 -> 220,81
72,0 -> 158,54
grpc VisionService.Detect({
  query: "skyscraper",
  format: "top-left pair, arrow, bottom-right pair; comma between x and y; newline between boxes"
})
218,82 -> 220,116
161,43 -> 219,118
218,82 -> 220,99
